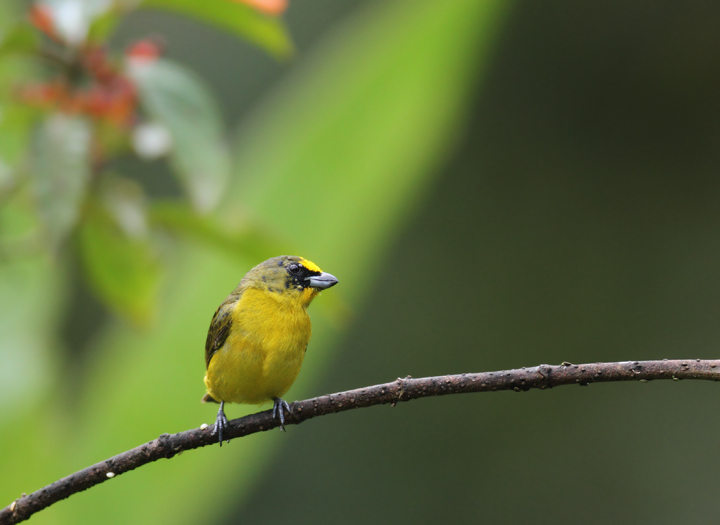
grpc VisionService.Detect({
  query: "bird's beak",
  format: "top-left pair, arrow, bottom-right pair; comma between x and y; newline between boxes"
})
306,272 -> 339,289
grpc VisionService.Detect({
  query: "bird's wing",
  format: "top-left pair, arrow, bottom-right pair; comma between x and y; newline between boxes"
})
204,295 -> 238,368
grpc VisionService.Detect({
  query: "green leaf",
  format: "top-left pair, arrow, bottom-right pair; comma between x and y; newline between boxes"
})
0,103 -> 35,176
0,157 -> 11,192
31,115 -> 92,251
78,199 -> 160,326
86,8 -> 120,43
0,24 -> 40,56
150,200 -> 282,261
0,1 -> 20,39
0,53 -> 41,99
0,186 -> 41,253
140,0 -> 293,58
128,58 -> 231,214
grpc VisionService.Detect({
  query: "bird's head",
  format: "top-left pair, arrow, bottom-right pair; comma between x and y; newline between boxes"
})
243,255 -> 338,306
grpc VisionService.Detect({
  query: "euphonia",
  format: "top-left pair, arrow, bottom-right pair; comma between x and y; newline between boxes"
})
202,255 -> 338,444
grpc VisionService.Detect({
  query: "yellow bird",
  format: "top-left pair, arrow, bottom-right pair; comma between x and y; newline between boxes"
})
202,255 -> 338,444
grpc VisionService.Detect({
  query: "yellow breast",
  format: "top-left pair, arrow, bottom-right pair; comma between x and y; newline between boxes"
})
204,287 -> 312,405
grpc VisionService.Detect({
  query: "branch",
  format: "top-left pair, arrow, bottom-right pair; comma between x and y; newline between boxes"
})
2,359 -> 719,524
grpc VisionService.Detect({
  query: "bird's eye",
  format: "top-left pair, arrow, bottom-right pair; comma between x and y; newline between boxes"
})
288,264 -> 301,274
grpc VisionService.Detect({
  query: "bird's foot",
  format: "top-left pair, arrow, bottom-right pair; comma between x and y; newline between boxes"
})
272,398 -> 291,431
212,401 -> 229,446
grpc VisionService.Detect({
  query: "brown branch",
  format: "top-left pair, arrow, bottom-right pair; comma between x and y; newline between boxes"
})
2,358 -> 719,524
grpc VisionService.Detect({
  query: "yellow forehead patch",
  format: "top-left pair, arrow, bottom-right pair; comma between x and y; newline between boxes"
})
299,257 -> 322,273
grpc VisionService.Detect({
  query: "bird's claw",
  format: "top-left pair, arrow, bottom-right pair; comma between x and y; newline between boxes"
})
212,401 -> 230,446
272,398 -> 291,431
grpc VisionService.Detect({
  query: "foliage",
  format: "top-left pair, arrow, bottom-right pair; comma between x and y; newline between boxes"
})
0,0 -> 292,322
0,0 -> 508,523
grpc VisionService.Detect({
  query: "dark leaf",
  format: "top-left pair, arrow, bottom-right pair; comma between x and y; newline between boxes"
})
31,115 -> 91,250
128,58 -> 230,214
79,199 -> 160,326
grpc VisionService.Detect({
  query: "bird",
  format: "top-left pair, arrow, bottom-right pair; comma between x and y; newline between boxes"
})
202,255 -> 338,444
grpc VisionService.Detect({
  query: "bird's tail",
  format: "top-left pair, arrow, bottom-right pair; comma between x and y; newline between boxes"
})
201,393 -> 219,403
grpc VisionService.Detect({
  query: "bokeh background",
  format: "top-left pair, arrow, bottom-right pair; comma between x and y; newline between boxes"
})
3,0 -> 720,523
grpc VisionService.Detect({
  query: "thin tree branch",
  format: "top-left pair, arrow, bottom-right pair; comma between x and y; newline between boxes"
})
2,358 -> 719,524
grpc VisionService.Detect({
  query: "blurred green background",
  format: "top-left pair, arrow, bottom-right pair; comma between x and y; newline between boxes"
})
3,0 -> 720,523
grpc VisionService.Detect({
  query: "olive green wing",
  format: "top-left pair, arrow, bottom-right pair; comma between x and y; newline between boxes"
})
204,294 -> 239,368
